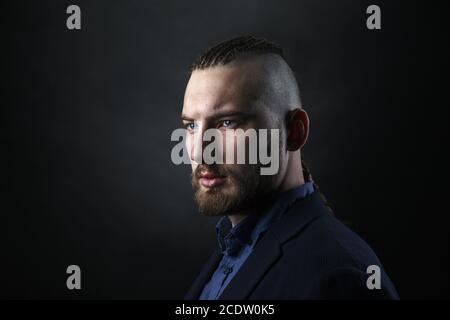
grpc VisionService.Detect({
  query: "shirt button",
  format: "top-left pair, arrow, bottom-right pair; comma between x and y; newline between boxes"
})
222,265 -> 233,275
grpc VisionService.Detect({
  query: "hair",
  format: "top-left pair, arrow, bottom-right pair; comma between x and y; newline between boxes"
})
190,35 -> 332,212
191,35 -> 284,71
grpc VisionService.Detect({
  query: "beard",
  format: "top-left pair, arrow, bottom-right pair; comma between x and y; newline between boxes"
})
191,162 -> 279,217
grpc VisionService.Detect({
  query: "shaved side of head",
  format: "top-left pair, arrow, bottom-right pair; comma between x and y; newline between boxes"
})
223,53 -> 302,119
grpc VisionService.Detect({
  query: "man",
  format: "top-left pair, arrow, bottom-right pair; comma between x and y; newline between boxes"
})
181,36 -> 398,299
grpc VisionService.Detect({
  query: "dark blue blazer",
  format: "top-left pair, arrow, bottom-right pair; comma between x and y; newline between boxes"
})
185,191 -> 399,300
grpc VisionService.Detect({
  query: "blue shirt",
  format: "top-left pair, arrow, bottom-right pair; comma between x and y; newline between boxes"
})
199,182 -> 315,300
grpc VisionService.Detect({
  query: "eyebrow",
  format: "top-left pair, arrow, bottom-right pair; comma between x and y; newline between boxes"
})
181,111 -> 253,122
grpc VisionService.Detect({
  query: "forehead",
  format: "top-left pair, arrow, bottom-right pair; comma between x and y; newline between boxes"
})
182,64 -> 263,119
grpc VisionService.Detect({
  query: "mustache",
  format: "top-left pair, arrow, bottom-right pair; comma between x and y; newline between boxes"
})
193,164 -> 227,179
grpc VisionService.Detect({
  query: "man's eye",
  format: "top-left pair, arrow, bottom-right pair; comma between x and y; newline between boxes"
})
185,123 -> 197,131
221,120 -> 236,128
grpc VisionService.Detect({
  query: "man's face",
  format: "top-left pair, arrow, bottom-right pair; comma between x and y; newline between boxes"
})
182,63 -> 285,217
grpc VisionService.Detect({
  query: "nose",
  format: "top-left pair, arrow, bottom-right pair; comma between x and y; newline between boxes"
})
189,125 -> 207,164
189,125 -> 225,165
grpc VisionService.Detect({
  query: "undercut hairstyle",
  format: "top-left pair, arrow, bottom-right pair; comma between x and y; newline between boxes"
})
190,35 -> 331,211
191,35 -> 284,71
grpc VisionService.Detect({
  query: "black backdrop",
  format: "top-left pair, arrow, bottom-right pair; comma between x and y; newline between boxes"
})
4,0 -> 449,299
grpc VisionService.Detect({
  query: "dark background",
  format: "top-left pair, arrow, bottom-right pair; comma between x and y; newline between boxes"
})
4,0 -> 449,299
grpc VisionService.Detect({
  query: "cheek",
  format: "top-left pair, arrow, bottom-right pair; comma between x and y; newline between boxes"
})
222,131 -> 249,164
222,163 -> 252,178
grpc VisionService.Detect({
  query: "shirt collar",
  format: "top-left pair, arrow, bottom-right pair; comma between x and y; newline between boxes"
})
215,182 -> 315,256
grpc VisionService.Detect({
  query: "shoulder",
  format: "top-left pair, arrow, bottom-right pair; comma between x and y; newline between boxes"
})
268,200 -> 399,298
278,211 -> 380,273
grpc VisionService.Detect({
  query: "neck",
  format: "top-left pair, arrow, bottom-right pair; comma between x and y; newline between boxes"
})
228,214 -> 247,227
279,150 -> 305,191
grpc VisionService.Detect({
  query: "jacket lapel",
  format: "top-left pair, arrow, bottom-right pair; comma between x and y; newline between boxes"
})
184,247 -> 223,300
218,191 -> 330,299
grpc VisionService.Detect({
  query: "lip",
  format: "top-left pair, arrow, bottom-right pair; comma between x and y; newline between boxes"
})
198,172 -> 226,188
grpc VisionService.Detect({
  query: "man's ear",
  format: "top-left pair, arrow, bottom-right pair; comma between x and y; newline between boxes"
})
286,108 -> 309,151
